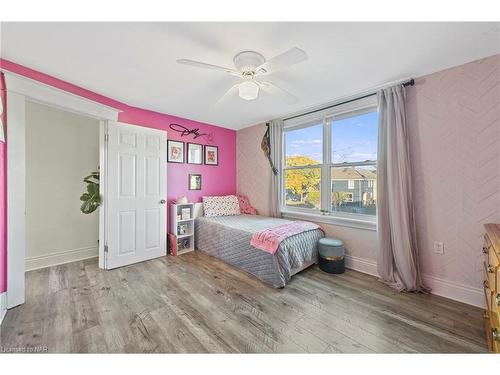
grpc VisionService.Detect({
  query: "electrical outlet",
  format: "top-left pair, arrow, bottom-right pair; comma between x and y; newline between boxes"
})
433,241 -> 444,254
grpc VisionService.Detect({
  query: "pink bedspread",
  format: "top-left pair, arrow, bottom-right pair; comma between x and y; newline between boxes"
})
250,221 -> 322,255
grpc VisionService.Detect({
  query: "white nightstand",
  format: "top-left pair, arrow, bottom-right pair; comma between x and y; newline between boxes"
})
168,203 -> 195,255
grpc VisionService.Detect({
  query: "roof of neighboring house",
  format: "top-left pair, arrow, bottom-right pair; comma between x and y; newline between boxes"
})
331,167 -> 377,180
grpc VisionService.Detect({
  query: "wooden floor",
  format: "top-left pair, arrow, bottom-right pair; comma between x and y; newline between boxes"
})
0,251 -> 487,353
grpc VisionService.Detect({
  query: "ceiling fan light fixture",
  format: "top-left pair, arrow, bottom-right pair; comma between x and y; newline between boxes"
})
238,81 -> 259,101
177,47 -> 306,104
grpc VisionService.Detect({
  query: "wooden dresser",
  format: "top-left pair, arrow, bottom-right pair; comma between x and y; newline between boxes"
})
483,223 -> 500,353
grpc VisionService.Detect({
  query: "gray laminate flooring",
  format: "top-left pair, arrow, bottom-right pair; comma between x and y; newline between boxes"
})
0,251 -> 487,353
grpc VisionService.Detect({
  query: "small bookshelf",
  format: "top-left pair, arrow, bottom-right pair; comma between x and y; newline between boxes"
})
169,203 -> 195,255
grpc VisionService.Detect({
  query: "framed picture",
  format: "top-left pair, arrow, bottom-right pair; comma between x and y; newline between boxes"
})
187,142 -> 203,164
204,145 -> 218,166
189,174 -> 202,190
167,140 -> 184,163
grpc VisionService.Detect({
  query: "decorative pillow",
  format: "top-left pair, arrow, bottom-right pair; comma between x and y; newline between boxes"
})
202,195 -> 241,217
237,195 -> 257,215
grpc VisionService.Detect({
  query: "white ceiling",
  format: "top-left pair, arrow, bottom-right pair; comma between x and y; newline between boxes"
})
1,22 -> 499,130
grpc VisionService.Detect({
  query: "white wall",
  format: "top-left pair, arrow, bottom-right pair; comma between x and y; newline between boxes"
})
26,102 -> 100,270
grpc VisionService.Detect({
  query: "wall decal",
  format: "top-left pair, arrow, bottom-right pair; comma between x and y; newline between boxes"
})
169,123 -> 214,142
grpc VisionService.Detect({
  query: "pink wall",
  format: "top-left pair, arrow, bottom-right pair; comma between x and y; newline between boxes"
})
0,58 -> 237,293
0,73 -> 6,293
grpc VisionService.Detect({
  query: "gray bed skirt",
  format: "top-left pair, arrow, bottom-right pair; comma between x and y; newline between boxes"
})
194,214 -> 323,287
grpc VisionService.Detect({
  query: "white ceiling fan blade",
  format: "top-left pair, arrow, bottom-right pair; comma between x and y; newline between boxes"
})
255,47 -> 307,76
216,83 -> 240,105
176,59 -> 241,77
258,81 -> 298,104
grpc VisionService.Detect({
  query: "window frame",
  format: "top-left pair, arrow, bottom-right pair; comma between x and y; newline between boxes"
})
282,119 -> 324,212
281,95 -> 378,231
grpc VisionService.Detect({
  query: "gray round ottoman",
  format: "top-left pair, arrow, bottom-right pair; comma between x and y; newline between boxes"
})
318,238 -> 345,274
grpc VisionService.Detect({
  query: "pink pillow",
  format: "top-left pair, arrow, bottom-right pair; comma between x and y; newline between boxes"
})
237,195 -> 257,215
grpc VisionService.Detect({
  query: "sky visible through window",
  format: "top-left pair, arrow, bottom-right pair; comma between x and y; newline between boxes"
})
285,123 -> 323,164
285,111 -> 378,164
332,111 -> 377,163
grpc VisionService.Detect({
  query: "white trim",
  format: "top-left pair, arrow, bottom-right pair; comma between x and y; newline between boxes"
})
422,274 -> 484,309
0,292 -> 6,325
25,246 -> 99,272
1,72 -> 120,121
6,91 -> 26,309
98,121 -> 108,269
343,254 -> 484,308
282,210 -> 377,231
344,255 -> 379,276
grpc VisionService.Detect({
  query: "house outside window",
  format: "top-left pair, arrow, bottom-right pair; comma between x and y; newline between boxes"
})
282,96 -> 378,227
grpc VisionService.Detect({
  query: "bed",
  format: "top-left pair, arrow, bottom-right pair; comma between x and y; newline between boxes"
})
194,211 -> 324,288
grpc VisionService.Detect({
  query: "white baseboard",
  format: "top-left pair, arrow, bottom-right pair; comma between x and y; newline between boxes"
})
345,254 -> 378,277
25,245 -> 98,271
0,292 -> 6,325
422,274 -> 484,308
344,254 -> 483,308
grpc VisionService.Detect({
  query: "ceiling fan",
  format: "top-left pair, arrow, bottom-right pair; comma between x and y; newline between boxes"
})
176,47 -> 307,103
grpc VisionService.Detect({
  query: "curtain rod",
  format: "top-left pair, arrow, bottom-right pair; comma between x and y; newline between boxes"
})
282,78 -> 415,122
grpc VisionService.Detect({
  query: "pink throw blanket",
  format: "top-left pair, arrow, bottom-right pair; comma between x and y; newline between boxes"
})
250,221 -> 322,255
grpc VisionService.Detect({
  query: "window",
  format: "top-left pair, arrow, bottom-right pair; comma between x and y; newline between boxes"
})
284,123 -> 322,210
282,97 -> 378,223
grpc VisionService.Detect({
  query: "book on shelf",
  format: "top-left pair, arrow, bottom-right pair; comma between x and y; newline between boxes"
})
181,207 -> 191,220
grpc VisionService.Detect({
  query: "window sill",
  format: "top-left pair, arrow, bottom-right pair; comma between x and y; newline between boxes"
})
281,210 -> 377,231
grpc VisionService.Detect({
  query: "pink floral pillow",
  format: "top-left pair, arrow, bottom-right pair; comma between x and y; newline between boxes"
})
237,195 -> 257,215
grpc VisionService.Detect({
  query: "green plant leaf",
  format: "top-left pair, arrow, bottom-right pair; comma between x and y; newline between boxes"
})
80,170 -> 100,214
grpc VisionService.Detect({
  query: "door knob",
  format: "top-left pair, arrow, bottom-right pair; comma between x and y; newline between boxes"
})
160,199 -> 166,204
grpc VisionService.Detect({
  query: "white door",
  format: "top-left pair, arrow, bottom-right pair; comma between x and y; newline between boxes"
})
105,121 -> 167,269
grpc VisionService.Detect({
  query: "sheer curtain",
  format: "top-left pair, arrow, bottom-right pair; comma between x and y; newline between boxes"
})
269,119 -> 283,217
377,85 -> 428,292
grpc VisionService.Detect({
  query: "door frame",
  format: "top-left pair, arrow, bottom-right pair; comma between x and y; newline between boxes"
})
1,71 -> 120,309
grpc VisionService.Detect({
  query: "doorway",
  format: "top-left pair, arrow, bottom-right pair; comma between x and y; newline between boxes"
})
3,72 -> 168,310
25,102 -> 100,271
4,73 -> 120,309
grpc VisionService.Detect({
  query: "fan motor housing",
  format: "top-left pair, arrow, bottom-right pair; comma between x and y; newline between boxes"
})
233,51 -> 266,73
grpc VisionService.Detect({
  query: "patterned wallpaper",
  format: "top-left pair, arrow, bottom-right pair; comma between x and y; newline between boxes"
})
408,54 -> 500,289
237,54 -> 500,292
237,123 -> 273,216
